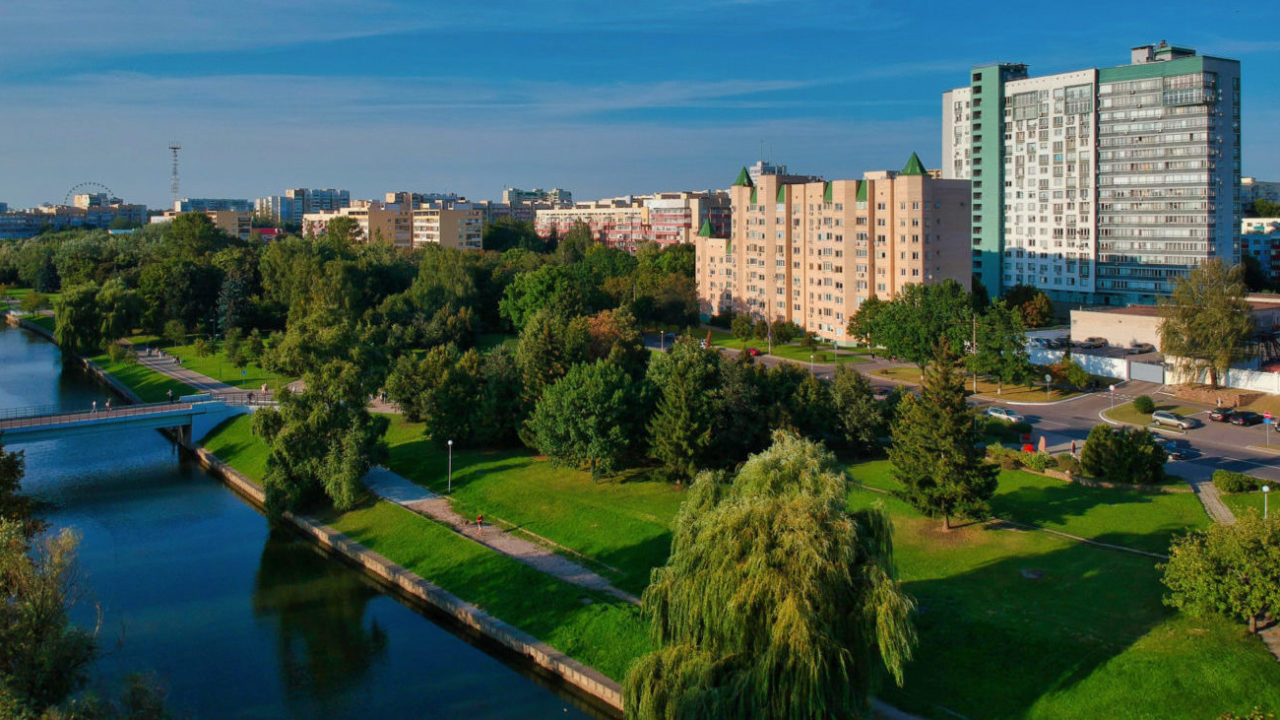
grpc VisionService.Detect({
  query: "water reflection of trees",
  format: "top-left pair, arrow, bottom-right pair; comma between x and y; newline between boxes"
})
253,529 -> 388,713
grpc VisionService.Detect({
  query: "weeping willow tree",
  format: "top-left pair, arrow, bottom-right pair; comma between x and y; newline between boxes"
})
624,431 -> 916,720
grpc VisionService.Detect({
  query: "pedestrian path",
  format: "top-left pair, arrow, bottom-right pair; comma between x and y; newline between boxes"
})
364,468 -> 640,604
1187,476 -> 1236,524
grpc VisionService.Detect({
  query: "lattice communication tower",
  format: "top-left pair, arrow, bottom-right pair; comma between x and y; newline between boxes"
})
168,142 -> 182,207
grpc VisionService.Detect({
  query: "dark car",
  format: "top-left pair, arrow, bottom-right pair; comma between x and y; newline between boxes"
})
1161,439 -> 1198,461
1229,411 -> 1264,426
1127,342 -> 1156,355
1208,407 -> 1236,422
746,347 -> 761,357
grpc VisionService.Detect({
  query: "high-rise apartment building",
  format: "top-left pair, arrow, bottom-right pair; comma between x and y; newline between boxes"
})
943,42 -> 1241,305
175,198 -> 253,213
256,188 -> 351,225
1243,177 -> 1280,207
696,155 -> 971,341
503,187 -> 572,205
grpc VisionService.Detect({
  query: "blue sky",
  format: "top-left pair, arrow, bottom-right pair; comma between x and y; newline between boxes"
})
2,0 -> 1278,209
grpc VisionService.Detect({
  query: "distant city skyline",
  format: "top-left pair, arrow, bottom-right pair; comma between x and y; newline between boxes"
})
2,0 -> 1278,210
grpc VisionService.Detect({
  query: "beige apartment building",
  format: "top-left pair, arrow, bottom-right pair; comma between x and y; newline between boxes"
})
535,191 -> 730,252
302,195 -> 482,250
696,154 -> 971,341
149,209 -> 252,240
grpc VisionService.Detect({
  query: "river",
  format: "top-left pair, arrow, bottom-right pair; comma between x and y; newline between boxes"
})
0,324 -> 600,720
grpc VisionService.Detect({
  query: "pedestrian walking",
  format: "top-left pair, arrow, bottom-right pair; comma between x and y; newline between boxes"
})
167,389 -> 174,403
91,400 -> 97,413
476,514 -> 484,538
1070,440 -> 1077,457
248,392 -> 254,404
105,399 -> 111,411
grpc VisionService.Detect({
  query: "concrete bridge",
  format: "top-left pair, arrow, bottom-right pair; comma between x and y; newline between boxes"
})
0,393 -> 264,445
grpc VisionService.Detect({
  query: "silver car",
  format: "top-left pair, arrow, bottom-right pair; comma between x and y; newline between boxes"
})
986,406 -> 1025,423
1151,410 -> 1194,430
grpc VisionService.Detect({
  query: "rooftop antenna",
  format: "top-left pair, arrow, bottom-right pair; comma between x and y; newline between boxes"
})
168,141 -> 181,207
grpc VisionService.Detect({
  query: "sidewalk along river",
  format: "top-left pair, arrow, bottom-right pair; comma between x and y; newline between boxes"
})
0,323 -> 602,719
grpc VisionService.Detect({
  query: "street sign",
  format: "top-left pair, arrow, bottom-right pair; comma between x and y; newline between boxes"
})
1109,384 -> 1115,393
1266,411 -> 1273,420
1044,374 -> 1052,383
1265,418 -> 1273,425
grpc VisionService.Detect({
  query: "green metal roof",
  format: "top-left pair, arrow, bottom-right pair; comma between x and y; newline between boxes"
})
855,181 -> 868,202
732,167 -> 753,187
776,184 -> 787,203
823,181 -> 833,203
750,187 -> 757,204
900,152 -> 927,176
697,219 -> 713,237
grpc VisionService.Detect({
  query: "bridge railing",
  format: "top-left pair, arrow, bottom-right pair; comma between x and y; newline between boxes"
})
217,391 -> 276,407
0,401 -> 197,429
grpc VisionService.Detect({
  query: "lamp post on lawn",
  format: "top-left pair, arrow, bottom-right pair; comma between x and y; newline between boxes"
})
1264,485 -> 1271,520
447,439 -> 454,494
810,354 -> 815,376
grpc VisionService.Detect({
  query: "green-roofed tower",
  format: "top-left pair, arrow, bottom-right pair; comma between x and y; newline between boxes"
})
855,181 -> 867,202
732,167 -> 753,187
697,219 -> 713,237
900,152 -> 927,176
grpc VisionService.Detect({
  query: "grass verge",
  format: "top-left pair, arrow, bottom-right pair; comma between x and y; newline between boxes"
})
87,351 -> 196,403
873,366 -> 1085,402
380,415 -> 683,596
161,342 -> 293,392
1104,401 -> 1206,428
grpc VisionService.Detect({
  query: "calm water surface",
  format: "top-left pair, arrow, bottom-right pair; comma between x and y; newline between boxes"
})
0,324 -> 599,719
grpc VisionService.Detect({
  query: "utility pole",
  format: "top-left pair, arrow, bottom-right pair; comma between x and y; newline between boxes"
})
972,314 -> 978,394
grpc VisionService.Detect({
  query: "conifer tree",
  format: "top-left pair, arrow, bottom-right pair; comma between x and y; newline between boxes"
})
647,339 -> 720,481
888,342 -> 997,529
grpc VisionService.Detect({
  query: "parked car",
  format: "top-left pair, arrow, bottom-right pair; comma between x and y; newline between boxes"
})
1084,337 -> 1109,348
985,406 -> 1025,423
1208,407 -> 1236,422
745,347 -> 761,357
1229,411 -> 1263,426
1161,439 -> 1198,461
1047,337 -> 1068,349
1127,342 -> 1156,355
872,386 -> 893,401
1151,410 -> 1195,430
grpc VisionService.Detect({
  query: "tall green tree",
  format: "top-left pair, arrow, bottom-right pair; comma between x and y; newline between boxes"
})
482,217 -> 543,253
514,309 -> 589,403
254,359 -> 389,518
525,360 -> 648,480
730,313 -> 754,349
96,277 -> 142,343
831,365 -> 885,457
624,431 -> 915,720
966,300 -> 1031,393
647,339 -> 721,481
846,294 -> 885,342
1162,510 -> 1280,633
889,344 -> 997,529
872,280 -> 973,369
1159,260 -> 1253,388
53,281 -> 103,355
1003,284 -> 1054,328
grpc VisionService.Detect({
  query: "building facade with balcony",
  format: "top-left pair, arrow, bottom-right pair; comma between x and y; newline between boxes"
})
696,155 -> 971,341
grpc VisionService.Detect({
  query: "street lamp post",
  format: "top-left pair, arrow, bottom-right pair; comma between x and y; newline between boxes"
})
1264,485 -> 1271,520
447,439 -> 454,494
810,354 -> 815,376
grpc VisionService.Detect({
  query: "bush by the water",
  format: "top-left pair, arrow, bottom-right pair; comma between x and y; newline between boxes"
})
1080,423 -> 1166,484
1133,395 -> 1155,414
1213,470 -> 1260,494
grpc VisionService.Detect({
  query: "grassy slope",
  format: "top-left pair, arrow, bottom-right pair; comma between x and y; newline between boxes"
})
162,342 -> 292,392
86,351 -> 196,403
845,486 -> 1280,719
201,414 -> 649,681
847,460 -> 1208,554
381,415 -> 683,596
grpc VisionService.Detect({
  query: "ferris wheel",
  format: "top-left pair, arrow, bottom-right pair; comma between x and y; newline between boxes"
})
64,182 -> 116,206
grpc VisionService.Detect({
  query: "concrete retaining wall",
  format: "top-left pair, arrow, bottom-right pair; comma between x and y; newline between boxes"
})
188,447 -> 625,715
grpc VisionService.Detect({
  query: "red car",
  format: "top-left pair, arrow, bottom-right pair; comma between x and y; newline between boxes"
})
746,347 -> 761,357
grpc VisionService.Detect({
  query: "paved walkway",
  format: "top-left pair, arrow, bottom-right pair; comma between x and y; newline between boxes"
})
1188,477 -> 1236,524
364,468 -> 640,604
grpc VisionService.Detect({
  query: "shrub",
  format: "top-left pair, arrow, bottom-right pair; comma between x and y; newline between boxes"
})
1213,470 -> 1260,494
1020,452 -> 1053,471
1056,453 -> 1081,476
707,312 -> 733,329
1080,423 -> 1165,484
162,319 -> 186,348
106,342 -> 128,364
1133,395 -> 1155,414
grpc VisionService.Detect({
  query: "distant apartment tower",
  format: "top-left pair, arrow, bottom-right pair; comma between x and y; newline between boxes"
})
534,191 -> 729,253
175,198 -> 253,213
302,195 -> 481,250
943,42 -> 1241,305
696,155 -> 971,341
0,202 -> 9,214
256,188 -> 350,225
504,187 -> 572,205
1243,177 -> 1280,208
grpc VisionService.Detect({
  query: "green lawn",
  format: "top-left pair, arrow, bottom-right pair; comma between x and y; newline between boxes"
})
200,414 -> 649,682
160,341 -> 293,392
844,483 -> 1280,719
1104,401 -> 1205,428
873,366 -> 1086,402
87,350 -> 196,403
200,415 -> 270,481
1220,489 -> 1274,521
705,329 -> 864,364
26,315 -> 56,333
846,460 -> 1208,555
380,415 -> 684,596
198,414 -> 1280,718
